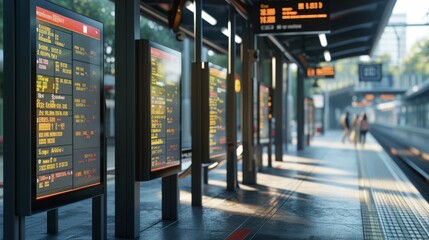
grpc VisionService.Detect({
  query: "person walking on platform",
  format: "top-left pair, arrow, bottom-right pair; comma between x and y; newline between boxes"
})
340,111 -> 350,143
350,114 -> 359,146
359,111 -> 369,145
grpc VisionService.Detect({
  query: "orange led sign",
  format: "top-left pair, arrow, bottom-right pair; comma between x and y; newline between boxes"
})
307,66 -> 334,78
254,0 -> 330,35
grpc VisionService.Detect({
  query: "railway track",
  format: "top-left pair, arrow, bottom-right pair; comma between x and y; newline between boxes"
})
371,125 -> 429,200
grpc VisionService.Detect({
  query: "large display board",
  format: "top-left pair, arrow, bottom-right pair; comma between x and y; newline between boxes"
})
259,84 -> 270,143
208,64 -> 227,160
254,0 -> 330,35
31,1 -> 104,213
136,40 -> 182,181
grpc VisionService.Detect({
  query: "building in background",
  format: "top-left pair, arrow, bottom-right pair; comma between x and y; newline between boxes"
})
374,13 -> 407,67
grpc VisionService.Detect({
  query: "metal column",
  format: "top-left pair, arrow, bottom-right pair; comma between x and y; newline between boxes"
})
182,39 -> 192,148
274,55 -> 284,162
191,0 -> 203,207
226,5 -> 237,191
297,69 -> 305,150
242,23 -> 257,184
47,209 -> 58,234
162,174 -> 179,220
283,63 -> 290,152
4,0 -> 27,238
115,0 -> 141,238
92,195 -> 107,239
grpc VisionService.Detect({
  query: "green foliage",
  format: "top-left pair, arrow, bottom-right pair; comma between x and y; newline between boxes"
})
208,54 -> 228,68
403,38 -> 429,78
140,16 -> 183,52
49,0 -> 186,75
49,0 -> 115,74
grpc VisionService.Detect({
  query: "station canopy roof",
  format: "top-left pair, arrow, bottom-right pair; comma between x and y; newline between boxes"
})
142,0 -> 397,67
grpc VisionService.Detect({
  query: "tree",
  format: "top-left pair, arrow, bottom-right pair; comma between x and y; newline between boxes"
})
402,38 -> 429,79
50,0 -> 116,74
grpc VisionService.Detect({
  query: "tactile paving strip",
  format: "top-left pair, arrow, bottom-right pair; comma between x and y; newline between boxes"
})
358,136 -> 429,239
358,152 -> 384,240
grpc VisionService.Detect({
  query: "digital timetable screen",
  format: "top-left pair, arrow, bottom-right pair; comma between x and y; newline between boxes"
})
307,66 -> 335,78
150,45 -> 181,172
208,65 -> 227,160
259,84 -> 270,142
35,5 -> 103,199
254,0 -> 330,35
136,40 -> 182,180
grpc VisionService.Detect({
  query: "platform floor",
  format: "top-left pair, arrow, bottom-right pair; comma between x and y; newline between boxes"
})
2,130 -> 429,239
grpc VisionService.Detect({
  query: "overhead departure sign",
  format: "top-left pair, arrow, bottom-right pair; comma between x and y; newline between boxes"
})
307,66 -> 335,78
254,0 -> 330,35
359,64 -> 382,82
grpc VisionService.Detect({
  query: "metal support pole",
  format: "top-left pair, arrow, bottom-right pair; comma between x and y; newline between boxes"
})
5,0 -> 18,238
115,0 -> 140,238
162,174 -> 179,220
93,195 -> 106,239
282,63 -> 289,151
242,23 -> 257,184
267,142 -> 272,167
274,55 -> 284,161
47,209 -> 58,234
194,0 -> 202,63
4,0 -> 27,238
191,0 -> 203,207
258,145 -> 263,170
324,92 -> 330,131
182,39 -> 192,148
203,166 -> 209,184
297,69 -> 305,150
256,83 -> 263,172
226,5 -> 237,191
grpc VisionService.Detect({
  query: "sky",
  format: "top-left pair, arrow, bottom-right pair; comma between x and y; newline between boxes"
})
392,0 -> 429,53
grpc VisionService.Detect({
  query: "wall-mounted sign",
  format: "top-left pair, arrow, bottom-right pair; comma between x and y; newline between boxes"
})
254,0 -> 330,35
259,84 -> 270,143
136,40 -> 182,181
359,64 -> 382,82
307,66 -> 335,78
26,1 -> 105,214
208,64 -> 227,160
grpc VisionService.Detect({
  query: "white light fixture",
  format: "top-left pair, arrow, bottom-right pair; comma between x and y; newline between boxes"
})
359,55 -> 371,62
318,33 -> 327,47
106,46 -> 112,54
207,49 -> 215,56
185,1 -> 217,26
221,27 -> 242,44
272,57 -> 276,89
324,50 -> 331,62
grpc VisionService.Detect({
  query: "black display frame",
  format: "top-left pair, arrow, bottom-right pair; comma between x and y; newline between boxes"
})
206,63 -> 228,163
136,39 -> 182,181
359,63 -> 382,82
15,0 -> 106,215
